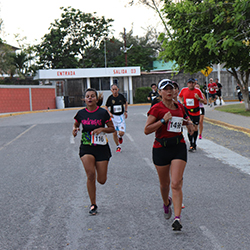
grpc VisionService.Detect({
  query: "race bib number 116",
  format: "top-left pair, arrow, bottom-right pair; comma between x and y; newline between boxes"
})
91,132 -> 108,145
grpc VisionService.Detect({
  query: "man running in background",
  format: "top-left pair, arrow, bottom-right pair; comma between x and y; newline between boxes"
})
208,78 -> 218,107
105,84 -> 128,152
179,78 -> 205,152
215,78 -> 223,105
148,83 -> 160,106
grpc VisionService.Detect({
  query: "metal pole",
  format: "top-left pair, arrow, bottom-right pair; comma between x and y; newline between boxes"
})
104,39 -> 107,68
124,28 -> 127,66
206,76 -> 208,101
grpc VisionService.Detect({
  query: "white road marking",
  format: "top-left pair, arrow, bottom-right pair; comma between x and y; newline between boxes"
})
143,157 -> 156,172
0,124 -> 37,151
200,226 -> 222,250
126,133 -> 134,142
183,128 -> 250,175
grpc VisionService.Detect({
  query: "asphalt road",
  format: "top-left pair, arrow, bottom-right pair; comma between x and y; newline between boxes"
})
0,105 -> 250,249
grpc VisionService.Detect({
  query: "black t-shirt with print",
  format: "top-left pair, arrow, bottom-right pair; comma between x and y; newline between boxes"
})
74,107 -> 111,145
148,91 -> 160,102
105,93 -> 126,116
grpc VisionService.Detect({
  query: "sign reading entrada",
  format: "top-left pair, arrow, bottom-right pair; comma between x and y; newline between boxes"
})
34,67 -> 140,80
57,71 -> 76,76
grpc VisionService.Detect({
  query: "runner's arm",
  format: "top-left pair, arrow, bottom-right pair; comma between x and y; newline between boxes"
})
144,112 -> 172,135
72,120 -> 80,137
92,120 -> 115,135
124,101 -> 128,119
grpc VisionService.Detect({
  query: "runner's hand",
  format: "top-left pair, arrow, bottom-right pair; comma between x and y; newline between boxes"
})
92,128 -> 103,135
163,111 -> 172,122
72,127 -> 80,137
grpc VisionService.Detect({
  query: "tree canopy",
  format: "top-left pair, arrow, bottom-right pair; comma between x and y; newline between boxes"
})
34,6 -> 161,71
35,6 -> 114,69
159,0 -> 250,109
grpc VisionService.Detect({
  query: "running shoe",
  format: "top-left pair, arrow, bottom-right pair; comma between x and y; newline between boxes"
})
172,217 -> 182,231
199,134 -> 202,140
118,137 -> 123,144
182,203 -> 185,209
89,204 -> 98,215
163,197 -> 172,220
188,146 -> 195,152
116,146 -> 122,153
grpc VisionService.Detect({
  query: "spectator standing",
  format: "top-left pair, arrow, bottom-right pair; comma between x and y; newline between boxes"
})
236,84 -> 243,103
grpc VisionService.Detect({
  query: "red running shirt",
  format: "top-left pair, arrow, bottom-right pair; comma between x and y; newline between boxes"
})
147,101 -> 186,148
179,87 -> 203,116
208,82 -> 218,94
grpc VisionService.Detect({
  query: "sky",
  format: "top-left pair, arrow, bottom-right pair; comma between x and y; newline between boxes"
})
0,0 -> 163,48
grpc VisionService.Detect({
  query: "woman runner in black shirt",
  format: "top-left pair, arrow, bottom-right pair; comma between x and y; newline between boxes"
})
73,88 -> 115,215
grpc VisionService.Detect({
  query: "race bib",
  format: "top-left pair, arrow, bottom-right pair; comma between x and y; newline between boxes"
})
210,88 -> 214,91
113,105 -> 122,113
186,98 -> 194,106
167,117 -> 183,133
151,96 -> 157,100
91,132 -> 108,145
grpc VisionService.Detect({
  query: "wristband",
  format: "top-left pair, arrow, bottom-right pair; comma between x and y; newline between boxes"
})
160,118 -> 166,124
125,111 -> 128,112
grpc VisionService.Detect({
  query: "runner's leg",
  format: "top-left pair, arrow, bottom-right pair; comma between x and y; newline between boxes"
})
96,160 -> 109,185
155,164 -> 171,206
170,159 -> 186,218
81,154 -> 97,205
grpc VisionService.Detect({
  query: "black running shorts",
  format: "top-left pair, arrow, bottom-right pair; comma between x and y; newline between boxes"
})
189,114 -> 200,125
79,144 -> 112,161
200,107 -> 205,116
152,143 -> 187,166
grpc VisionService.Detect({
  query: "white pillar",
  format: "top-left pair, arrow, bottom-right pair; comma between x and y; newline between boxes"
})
110,77 -> 113,87
87,78 -> 91,88
217,64 -> 221,81
129,76 -> 133,104
124,77 -> 129,102
29,87 -> 33,111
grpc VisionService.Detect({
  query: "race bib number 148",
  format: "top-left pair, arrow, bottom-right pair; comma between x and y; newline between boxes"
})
167,117 -> 183,133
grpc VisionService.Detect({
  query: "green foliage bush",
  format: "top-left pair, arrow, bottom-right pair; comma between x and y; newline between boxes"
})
134,87 -> 151,103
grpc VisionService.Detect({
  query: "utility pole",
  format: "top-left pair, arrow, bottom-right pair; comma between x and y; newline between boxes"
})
104,38 -> 107,67
123,28 -> 127,66
120,28 -> 133,67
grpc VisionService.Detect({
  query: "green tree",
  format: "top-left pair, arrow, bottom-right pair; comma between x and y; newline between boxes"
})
35,6 -> 114,69
159,0 -> 250,110
0,41 -> 16,76
114,28 -> 161,71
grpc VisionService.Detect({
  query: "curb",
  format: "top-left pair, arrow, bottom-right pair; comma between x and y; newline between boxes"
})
204,117 -> 250,136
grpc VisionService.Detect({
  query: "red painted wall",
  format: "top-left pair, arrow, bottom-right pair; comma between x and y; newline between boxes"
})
0,86 -> 56,113
31,88 -> 56,111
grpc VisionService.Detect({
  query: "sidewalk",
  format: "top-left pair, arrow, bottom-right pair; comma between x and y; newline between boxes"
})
204,101 -> 250,135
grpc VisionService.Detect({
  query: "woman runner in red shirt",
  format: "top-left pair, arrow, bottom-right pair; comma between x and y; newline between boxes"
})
144,79 -> 193,231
